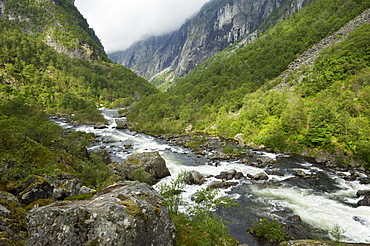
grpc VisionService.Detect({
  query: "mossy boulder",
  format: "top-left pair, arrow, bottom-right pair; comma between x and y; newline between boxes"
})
25,181 -> 175,246
112,152 -> 170,185
0,191 -> 27,246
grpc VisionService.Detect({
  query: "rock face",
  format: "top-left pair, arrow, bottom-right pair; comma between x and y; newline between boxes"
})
112,152 -> 171,185
18,174 -> 84,204
109,0 -> 308,82
25,181 -> 176,246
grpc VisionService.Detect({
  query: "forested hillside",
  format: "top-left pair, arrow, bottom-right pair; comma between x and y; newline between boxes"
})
0,0 -> 157,221
0,0 -> 157,119
127,0 -> 370,166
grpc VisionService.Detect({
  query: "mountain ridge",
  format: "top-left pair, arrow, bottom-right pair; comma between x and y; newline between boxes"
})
127,0 -> 370,166
109,0 -> 309,88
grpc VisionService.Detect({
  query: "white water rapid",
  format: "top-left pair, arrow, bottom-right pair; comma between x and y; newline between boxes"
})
56,109 -> 370,245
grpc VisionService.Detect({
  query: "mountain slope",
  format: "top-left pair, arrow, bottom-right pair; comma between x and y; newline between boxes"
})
127,0 -> 370,166
0,0 -> 157,117
1,0 -> 106,60
109,0 -> 309,88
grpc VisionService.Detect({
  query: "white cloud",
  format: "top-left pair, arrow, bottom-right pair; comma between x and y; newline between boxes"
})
75,0 -> 210,53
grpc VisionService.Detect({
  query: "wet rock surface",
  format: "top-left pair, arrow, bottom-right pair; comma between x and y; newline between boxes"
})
186,170 -> 206,185
25,181 -> 175,246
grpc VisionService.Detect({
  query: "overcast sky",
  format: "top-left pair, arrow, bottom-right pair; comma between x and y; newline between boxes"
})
75,0 -> 210,53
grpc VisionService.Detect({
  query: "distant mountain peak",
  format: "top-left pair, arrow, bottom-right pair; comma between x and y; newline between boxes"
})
109,0 -> 309,89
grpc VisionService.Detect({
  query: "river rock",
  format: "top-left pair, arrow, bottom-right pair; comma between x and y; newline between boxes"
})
209,151 -> 231,160
235,171 -> 245,179
315,151 -> 336,166
234,133 -> 245,143
25,181 -> 175,246
117,152 -> 170,185
93,123 -> 107,129
185,170 -> 205,185
248,172 -> 269,181
294,170 -> 312,179
215,171 -> 227,179
215,169 -> 241,180
227,169 -> 237,180
256,156 -> 276,167
357,190 -> 370,197
90,149 -> 112,164
115,118 -> 128,129
268,168 -> 284,176
247,151 -> 255,157
0,191 -> 27,245
208,181 -> 238,189
357,197 -> 370,206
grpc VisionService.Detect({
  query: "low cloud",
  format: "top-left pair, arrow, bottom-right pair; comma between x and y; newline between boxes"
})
75,0 -> 210,53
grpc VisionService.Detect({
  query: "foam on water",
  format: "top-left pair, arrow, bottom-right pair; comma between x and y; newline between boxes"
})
54,109 -> 370,243
250,184 -> 370,243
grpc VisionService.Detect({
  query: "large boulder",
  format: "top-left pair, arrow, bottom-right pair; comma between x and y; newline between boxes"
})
185,170 -> 205,185
115,152 -> 170,185
0,191 -> 27,245
25,181 -> 176,246
115,118 -> 128,129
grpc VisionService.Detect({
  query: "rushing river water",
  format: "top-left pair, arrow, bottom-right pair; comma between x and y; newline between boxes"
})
56,109 -> 370,245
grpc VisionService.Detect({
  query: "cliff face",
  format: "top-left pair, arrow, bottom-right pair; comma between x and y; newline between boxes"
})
109,0 -> 308,82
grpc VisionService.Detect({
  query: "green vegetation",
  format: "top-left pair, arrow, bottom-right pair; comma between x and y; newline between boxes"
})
249,219 -> 289,244
158,173 -> 239,246
128,0 -> 370,166
1,0 -> 157,123
130,167 -> 156,185
158,171 -> 188,215
0,0 -> 157,194
330,224 -> 346,246
0,23 -> 157,116
0,99 -> 114,193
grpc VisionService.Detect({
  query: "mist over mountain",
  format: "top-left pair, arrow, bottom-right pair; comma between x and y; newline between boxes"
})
109,0 -> 308,88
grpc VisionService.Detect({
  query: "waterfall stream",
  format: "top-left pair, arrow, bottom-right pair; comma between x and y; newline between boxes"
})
55,109 -> 370,245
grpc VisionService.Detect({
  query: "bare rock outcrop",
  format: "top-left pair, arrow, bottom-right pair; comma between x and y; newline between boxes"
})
110,0 -> 309,82
25,181 -> 176,246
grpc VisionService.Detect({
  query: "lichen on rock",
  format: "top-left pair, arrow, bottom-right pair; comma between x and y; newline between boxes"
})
25,181 -> 176,246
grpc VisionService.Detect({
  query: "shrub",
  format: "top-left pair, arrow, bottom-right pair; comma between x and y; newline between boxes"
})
249,219 -> 288,243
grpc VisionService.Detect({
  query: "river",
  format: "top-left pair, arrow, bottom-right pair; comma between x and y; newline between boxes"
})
56,109 -> 370,245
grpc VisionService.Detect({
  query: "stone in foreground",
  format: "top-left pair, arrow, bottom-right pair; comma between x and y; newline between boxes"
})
25,181 -> 175,246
